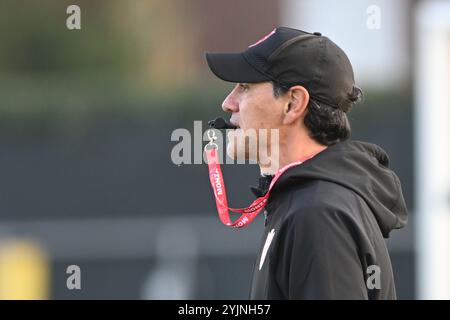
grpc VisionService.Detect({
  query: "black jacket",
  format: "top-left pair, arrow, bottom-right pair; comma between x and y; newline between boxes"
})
249,140 -> 408,299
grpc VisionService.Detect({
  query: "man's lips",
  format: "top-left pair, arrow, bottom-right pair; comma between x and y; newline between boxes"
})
229,120 -> 240,129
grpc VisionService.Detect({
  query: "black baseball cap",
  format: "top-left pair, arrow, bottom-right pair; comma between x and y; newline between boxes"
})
206,27 -> 356,110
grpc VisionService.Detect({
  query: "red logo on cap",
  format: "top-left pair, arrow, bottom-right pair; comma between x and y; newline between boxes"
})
248,28 -> 276,48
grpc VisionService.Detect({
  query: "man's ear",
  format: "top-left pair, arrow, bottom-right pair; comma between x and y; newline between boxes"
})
282,85 -> 309,125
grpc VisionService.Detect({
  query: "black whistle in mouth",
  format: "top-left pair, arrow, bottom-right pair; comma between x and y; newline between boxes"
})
208,117 -> 237,130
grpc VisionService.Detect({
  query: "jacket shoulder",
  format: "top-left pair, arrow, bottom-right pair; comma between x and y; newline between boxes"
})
281,179 -> 367,218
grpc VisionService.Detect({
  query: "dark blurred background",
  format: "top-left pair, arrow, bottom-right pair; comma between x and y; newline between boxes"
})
0,0 -> 429,299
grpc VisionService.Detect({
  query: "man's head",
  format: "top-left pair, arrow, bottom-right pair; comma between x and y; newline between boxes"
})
221,81 -> 309,165
206,27 -> 362,165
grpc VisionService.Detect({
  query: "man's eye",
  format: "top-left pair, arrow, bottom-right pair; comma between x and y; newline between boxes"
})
239,84 -> 250,91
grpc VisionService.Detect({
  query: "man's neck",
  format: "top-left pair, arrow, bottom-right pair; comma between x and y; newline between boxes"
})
259,136 -> 328,176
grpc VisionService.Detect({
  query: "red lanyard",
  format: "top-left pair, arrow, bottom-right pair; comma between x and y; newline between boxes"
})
205,147 -> 317,228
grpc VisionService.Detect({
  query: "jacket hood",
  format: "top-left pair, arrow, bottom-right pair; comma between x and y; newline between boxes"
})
273,140 -> 408,238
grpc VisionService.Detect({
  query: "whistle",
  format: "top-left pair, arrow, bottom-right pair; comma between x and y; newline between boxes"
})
208,117 -> 237,130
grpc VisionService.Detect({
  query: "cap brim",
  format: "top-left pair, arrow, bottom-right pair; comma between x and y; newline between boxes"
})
205,52 -> 269,83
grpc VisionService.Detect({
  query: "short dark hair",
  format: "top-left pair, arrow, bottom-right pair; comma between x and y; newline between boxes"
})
272,82 -> 363,146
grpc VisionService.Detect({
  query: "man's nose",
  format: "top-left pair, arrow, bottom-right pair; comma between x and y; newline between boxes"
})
222,90 -> 239,113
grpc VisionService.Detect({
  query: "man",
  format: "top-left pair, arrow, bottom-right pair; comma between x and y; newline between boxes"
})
205,27 -> 408,299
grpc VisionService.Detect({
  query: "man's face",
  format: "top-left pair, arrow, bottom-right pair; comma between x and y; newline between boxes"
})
222,82 -> 287,163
